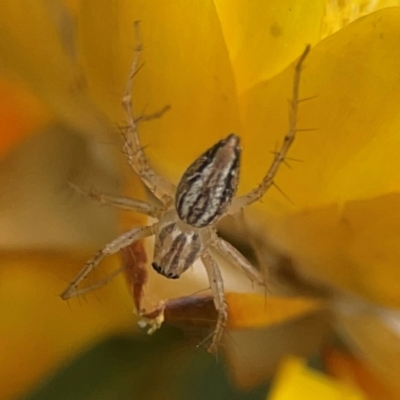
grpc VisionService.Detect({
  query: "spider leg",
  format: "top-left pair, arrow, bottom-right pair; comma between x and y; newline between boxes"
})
61,224 -> 157,300
230,46 -> 310,213
212,236 -> 264,285
66,266 -> 126,298
201,251 -> 227,353
122,22 -> 175,206
69,182 -> 164,218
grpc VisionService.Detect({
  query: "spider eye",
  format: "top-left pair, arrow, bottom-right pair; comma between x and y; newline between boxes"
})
152,262 -> 180,279
151,262 -> 162,273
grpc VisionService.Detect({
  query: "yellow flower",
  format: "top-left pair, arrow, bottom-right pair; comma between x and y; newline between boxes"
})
2,0 -> 400,398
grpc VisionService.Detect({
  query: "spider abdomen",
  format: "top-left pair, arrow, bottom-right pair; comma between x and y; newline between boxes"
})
175,134 -> 241,228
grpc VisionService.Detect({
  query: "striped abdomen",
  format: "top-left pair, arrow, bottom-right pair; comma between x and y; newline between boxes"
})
175,134 -> 241,228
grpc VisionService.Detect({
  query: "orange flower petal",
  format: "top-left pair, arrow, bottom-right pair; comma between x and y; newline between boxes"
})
0,77 -> 49,157
225,311 -> 331,388
335,305 -> 400,395
226,292 -> 322,329
0,1 -> 110,140
324,346 -> 400,400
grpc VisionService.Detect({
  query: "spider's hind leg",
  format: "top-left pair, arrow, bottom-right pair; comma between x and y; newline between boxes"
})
213,235 -> 264,286
201,251 -> 228,353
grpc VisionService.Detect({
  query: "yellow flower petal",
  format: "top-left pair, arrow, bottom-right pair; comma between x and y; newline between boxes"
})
225,9 -> 400,387
214,0 -> 326,94
233,8 -> 400,308
322,0 -> 400,38
0,251 -> 134,399
268,194 -> 400,307
77,0 -> 240,181
239,8 -> 400,215
3,3 -> 398,396
269,357 -> 366,400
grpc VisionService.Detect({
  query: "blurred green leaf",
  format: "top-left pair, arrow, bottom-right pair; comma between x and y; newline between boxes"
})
21,328 -> 268,400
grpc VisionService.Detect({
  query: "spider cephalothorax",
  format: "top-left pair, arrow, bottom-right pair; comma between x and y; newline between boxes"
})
61,26 -> 310,352
151,214 -> 204,279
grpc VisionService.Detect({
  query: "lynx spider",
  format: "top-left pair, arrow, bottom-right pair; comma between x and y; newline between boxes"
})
61,29 -> 310,353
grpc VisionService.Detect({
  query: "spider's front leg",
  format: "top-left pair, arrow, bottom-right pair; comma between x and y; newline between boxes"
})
61,224 -> 156,300
69,183 -> 164,218
230,46 -> 310,213
122,22 -> 175,206
201,251 -> 228,353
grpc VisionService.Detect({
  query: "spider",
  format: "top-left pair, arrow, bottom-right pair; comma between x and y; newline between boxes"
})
61,28 -> 310,353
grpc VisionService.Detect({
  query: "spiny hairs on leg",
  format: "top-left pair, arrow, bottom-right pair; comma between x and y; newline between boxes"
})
65,266 -> 126,298
60,225 -> 156,300
121,21 -> 175,206
230,45 -> 311,213
68,182 -> 163,217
